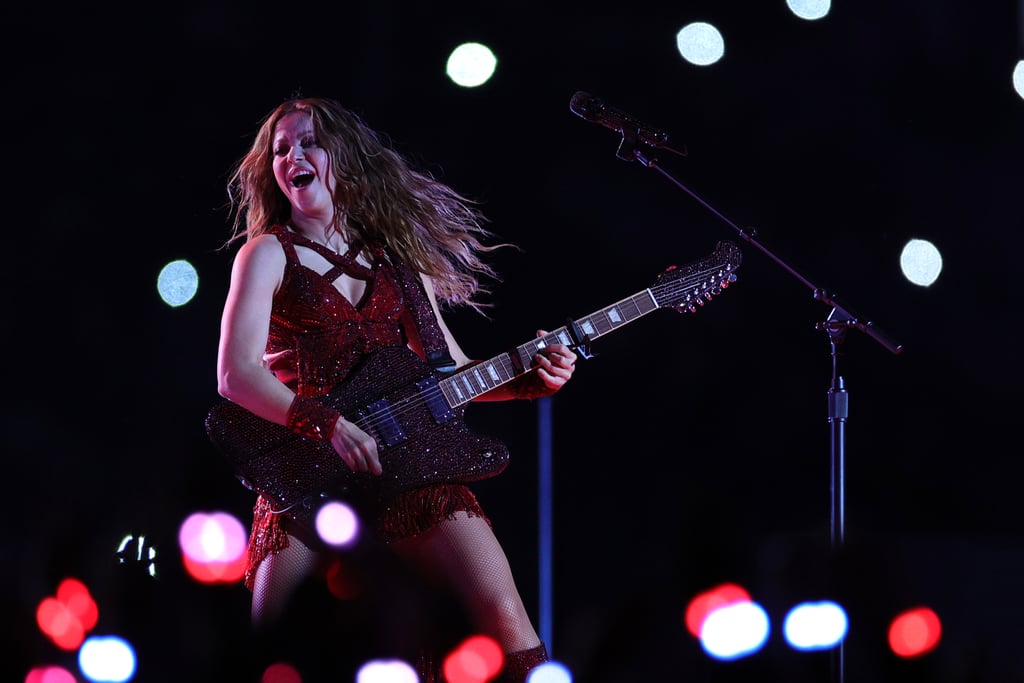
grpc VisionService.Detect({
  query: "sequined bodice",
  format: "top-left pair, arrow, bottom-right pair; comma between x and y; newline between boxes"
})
266,225 -> 407,397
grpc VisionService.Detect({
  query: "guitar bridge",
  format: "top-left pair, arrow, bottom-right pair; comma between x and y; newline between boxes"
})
363,398 -> 406,447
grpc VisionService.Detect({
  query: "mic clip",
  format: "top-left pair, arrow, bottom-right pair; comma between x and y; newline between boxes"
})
617,126 -> 686,165
566,317 -> 596,360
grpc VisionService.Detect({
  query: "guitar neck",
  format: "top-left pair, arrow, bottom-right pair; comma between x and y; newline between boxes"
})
438,288 -> 658,408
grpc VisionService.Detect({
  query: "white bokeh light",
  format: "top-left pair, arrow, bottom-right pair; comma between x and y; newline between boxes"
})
78,635 -> 137,683
700,601 -> 770,660
527,661 -> 573,682
786,0 -> 831,21
356,658 -> 418,683
446,42 -> 498,87
157,259 -> 199,307
178,511 -> 247,563
1013,60 -> 1024,101
899,238 -> 943,287
676,22 -> 725,66
783,601 -> 848,650
316,501 -> 360,547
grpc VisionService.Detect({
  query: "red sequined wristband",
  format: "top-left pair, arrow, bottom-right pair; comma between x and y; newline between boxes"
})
508,371 -> 556,400
286,396 -> 341,441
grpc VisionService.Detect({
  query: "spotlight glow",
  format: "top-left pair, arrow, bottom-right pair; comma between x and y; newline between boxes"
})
1014,60 -> 1024,100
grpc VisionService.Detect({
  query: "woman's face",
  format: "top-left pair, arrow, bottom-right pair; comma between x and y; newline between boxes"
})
272,111 -> 335,220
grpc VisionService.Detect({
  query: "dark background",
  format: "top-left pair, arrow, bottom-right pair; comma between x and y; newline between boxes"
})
6,1 -> 1023,681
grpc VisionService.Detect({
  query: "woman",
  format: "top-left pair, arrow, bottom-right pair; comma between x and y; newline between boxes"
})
215,96 -> 576,681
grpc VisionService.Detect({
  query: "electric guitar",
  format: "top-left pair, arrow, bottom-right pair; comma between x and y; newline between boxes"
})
205,240 -> 742,514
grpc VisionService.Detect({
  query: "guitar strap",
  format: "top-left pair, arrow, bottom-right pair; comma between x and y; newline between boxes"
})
388,253 -> 457,374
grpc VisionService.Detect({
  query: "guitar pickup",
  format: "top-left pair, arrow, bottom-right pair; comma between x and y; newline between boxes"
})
416,376 -> 455,424
364,399 -> 406,446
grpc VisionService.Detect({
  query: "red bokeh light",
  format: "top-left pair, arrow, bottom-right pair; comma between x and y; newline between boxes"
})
889,606 -> 942,658
182,550 -> 248,584
443,634 -> 504,683
25,665 -> 77,683
35,577 -> 98,651
261,661 -> 303,683
684,582 -> 752,638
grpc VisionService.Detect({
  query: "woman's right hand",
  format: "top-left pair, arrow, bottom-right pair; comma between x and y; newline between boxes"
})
330,417 -> 382,475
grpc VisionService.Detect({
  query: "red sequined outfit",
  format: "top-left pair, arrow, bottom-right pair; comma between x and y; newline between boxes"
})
244,225 -> 488,590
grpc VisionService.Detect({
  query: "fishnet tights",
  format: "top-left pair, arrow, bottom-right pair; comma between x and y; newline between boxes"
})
248,512 -> 541,654
250,534 -> 318,627
390,511 -> 542,654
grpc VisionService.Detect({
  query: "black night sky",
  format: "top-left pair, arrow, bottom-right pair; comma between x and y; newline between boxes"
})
6,2 -> 1024,682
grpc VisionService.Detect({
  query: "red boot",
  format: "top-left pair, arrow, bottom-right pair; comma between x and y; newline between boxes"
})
501,643 -> 549,682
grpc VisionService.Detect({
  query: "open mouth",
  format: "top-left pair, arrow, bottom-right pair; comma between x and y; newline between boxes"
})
290,170 -> 315,188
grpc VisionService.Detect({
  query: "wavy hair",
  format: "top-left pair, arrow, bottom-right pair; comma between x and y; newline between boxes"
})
225,96 -> 511,310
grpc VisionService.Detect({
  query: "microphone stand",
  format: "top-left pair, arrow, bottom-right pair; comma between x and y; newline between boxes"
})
612,130 -> 903,683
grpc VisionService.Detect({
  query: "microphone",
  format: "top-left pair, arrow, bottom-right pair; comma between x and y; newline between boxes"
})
569,91 -> 672,150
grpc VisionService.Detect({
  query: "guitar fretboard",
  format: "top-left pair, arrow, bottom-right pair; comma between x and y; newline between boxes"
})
438,289 -> 659,407
437,240 -> 741,408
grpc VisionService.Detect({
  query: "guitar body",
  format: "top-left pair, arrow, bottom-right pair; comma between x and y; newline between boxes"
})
206,241 -> 743,522
205,345 -> 510,511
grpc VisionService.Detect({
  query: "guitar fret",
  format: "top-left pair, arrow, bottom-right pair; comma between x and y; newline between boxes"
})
460,374 -> 478,398
436,245 -> 738,409
441,352 -> 521,407
578,292 -> 658,339
471,366 -> 493,392
485,363 -> 501,383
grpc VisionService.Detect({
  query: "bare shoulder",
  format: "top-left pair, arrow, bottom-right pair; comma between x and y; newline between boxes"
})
234,233 -> 285,271
419,271 -> 437,294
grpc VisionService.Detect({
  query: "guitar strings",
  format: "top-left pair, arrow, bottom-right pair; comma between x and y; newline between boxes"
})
350,264 -> 732,435
346,263 -> 735,440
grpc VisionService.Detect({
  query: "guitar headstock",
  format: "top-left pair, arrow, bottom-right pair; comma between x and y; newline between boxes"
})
653,241 -> 742,313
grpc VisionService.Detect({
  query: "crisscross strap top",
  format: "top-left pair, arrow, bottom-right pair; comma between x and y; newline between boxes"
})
264,225 -> 454,396
265,225 -> 407,396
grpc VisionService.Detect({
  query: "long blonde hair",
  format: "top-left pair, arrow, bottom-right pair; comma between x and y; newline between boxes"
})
225,96 -> 509,310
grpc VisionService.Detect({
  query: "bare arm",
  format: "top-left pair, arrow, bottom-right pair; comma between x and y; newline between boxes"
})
217,236 -> 380,474
217,235 -> 295,420
417,274 -> 577,403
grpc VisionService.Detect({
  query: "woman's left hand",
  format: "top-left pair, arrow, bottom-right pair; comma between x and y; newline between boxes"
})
533,329 -> 577,392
